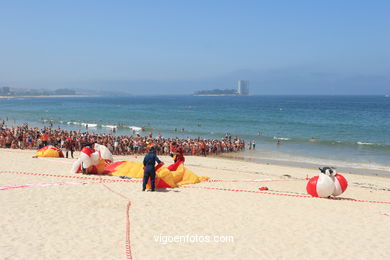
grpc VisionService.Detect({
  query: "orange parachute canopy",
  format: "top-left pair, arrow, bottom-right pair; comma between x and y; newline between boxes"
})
104,161 -> 208,188
35,145 -> 64,158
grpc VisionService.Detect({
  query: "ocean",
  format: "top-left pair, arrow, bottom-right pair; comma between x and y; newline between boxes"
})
1,95 -> 389,175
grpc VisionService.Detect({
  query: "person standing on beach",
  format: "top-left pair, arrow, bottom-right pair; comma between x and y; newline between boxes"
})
142,146 -> 162,192
201,141 -> 207,156
65,137 -> 75,158
41,131 -> 49,147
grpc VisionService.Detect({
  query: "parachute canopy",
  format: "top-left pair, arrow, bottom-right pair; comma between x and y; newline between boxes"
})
35,145 -> 64,158
94,143 -> 113,162
71,147 -> 108,175
104,161 -> 209,188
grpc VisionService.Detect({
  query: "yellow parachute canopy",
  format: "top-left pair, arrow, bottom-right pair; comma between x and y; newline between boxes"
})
35,145 -> 64,158
104,161 -> 208,188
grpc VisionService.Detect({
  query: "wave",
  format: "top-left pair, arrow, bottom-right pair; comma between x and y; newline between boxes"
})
263,136 -> 389,149
357,142 -> 375,145
102,124 -> 117,129
127,126 -> 143,132
81,123 -> 97,127
273,136 -> 290,141
66,121 -> 97,128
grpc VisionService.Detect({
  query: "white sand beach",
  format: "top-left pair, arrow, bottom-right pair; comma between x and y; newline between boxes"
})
1,149 -> 390,260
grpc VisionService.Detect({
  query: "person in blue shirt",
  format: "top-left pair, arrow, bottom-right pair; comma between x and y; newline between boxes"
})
142,146 -> 162,191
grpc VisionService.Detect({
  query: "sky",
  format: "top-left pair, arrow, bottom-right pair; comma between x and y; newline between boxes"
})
0,0 -> 389,95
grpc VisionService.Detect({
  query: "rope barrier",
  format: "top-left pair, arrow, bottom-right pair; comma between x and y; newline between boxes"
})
125,201 -> 133,260
0,181 -> 87,190
0,170 -> 134,260
0,170 -> 141,183
183,186 -> 390,205
101,182 -> 133,260
205,178 -> 301,183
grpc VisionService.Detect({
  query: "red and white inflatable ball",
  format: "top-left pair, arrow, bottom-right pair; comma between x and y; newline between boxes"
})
330,173 -> 348,196
306,167 -> 348,197
306,172 -> 335,197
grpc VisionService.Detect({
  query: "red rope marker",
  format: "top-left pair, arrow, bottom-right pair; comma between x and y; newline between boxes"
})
206,178 -> 301,183
101,182 -> 133,260
0,170 -> 135,260
0,181 -> 87,190
0,170 -> 141,183
183,186 -> 390,205
125,201 -> 133,260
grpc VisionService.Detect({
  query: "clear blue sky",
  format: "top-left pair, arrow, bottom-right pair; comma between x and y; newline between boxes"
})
0,0 -> 389,94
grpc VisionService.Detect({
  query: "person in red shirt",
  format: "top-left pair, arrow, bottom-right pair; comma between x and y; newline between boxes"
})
173,147 -> 185,163
201,142 -> 207,156
41,131 -> 49,147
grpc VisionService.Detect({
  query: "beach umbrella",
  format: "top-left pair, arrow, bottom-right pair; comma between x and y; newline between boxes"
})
35,145 -> 64,158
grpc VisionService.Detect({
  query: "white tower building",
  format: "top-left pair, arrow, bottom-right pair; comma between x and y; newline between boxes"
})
237,80 -> 249,95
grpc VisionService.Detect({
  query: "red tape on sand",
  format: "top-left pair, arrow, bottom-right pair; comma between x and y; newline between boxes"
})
0,181 -> 87,190
101,182 -> 133,260
0,170 -> 134,260
205,178 -> 301,183
183,186 -> 390,205
0,170 -> 141,183
125,201 -> 133,260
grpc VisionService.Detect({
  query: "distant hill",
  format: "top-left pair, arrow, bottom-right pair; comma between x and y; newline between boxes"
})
0,87 -> 76,96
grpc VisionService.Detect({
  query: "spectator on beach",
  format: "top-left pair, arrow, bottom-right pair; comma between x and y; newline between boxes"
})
0,124 -> 246,156
41,131 -> 49,147
201,141 -> 207,156
64,137 -> 75,158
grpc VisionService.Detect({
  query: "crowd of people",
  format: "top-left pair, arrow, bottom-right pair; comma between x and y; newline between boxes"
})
0,122 -> 246,157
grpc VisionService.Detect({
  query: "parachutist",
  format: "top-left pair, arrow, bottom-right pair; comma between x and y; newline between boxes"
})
142,146 -> 162,192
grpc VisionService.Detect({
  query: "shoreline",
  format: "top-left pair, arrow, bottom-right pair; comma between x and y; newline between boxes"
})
219,153 -> 390,178
1,118 -> 388,175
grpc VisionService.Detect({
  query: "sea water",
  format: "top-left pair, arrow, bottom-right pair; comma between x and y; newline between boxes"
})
1,95 -> 389,175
